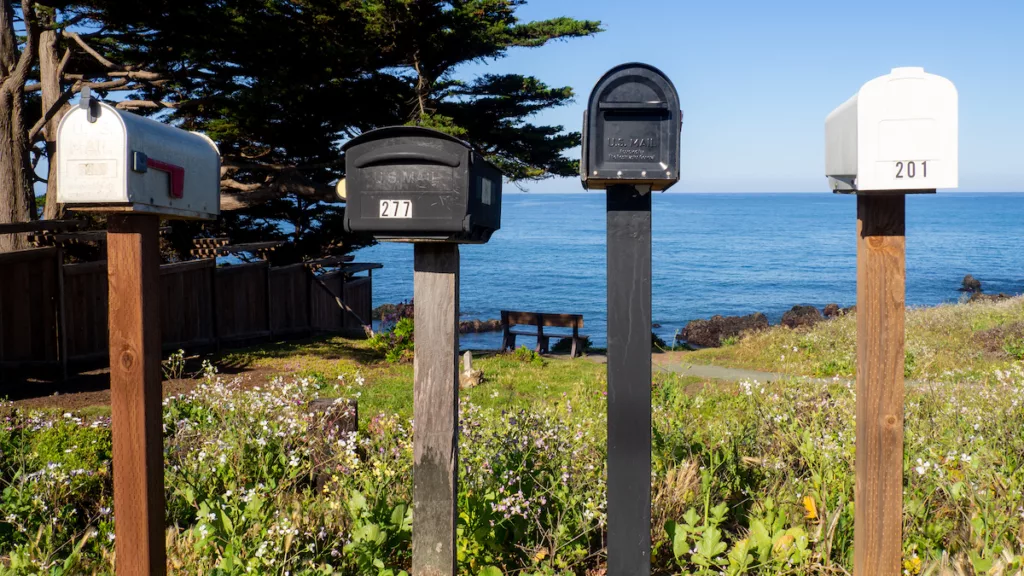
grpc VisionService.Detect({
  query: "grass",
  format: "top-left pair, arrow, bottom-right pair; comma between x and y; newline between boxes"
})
686,295 -> 1024,380
10,297 -> 1024,573
217,339 -> 611,419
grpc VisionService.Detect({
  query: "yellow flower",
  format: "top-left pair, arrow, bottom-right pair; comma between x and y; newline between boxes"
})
802,495 -> 818,520
903,555 -> 922,575
534,548 -> 548,562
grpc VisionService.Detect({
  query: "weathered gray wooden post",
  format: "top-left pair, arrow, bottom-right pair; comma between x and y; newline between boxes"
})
581,63 -> 682,576
342,126 -> 503,576
825,67 -> 958,575
56,88 -> 221,576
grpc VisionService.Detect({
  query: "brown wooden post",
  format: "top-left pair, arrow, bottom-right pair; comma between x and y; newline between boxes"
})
854,194 -> 906,576
107,213 -> 166,576
412,243 -> 459,576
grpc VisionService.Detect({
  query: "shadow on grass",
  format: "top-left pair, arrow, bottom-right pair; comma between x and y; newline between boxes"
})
215,334 -> 382,374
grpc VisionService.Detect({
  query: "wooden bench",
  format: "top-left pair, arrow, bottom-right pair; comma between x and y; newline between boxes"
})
500,311 -> 587,358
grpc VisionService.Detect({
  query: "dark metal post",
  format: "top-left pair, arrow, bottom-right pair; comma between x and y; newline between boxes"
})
606,184 -> 652,576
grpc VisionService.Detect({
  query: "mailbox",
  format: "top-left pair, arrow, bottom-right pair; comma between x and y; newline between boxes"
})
825,67 -> 958,193
581,63 -> 681,192
342,126 -> 502,243
56,91 -> 221,219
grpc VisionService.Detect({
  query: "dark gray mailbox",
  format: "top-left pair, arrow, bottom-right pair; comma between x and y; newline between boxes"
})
581,63 -> 681,192
342,126 -> 502,243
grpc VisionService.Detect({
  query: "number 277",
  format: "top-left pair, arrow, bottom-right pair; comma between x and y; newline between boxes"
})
895,161 -> 927,179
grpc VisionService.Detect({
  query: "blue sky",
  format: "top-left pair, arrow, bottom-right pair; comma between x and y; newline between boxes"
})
458,0 -> 1024,193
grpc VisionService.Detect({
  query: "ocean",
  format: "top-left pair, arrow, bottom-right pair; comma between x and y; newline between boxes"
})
355,192 -> 1024,349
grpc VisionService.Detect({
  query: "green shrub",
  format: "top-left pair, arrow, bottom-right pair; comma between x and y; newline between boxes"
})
550,335 -> 592,355
1004,337 -> 1024,360
509,345 -> 545,366
368,317 -> 415,363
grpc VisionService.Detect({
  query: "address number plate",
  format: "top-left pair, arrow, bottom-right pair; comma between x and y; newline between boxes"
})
894,160 -> 929,180
379,200 -> 412,218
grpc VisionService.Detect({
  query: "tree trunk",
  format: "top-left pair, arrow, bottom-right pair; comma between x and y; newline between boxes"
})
39,23 -> 66,220
0,0 -> 39,252
0,83 -> 35,251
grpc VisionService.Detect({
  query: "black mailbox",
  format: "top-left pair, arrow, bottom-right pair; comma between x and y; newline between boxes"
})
342,126 -> 502,243
581,63 -> 681,192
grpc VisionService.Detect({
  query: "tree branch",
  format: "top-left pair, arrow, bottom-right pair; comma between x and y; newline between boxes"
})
28,80 -> 80,140
115,99 -> 178,110
56,44 -> 72,77
65,30 -> 117,69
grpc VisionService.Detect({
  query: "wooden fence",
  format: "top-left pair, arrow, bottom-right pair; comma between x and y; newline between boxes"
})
0,248 -> 378,376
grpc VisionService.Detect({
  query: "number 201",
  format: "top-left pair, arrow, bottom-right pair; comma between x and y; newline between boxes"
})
896,161 -> 928,179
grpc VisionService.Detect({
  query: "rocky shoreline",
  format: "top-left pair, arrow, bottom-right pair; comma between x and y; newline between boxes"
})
677,275 -> 1017,349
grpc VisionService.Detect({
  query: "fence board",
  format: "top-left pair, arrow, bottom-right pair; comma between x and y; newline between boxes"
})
343,277 -> 372,329
270,264 -> 310,336
0,249 -> 59,364
215,263 -> 271,342
2,253 -> 377,371
160,260 -> 216,350
64,260 -> 109,361
311,271 -> 346,331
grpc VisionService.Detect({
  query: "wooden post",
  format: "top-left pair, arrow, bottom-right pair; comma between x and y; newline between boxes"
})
107,213 -> 166,576
855,194 -> 906,576
412,243 -> 460,576
606,184 -> 653,576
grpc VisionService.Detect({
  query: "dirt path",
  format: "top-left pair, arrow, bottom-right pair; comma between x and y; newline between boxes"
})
587,352 -> 850,385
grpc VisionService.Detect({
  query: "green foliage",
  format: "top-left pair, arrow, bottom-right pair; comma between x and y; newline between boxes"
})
652,332 -> 668,350
550,335 -> 591,355
11,359 -> 1024,573
162,349 -> 187,380
693,297 -> 1024,380
508,345 -> 545,366
73,0 -> 602,263
1004,337 -> 1024,360
720,335 -> 739,347
368,318 -> 415,363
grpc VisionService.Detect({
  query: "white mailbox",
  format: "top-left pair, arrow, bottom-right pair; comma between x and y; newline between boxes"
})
57,92 -> 221,219
825,67 -> 958,193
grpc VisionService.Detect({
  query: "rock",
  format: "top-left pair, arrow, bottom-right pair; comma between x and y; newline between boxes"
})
372,301 -> 414,321
307,398 -> 358,435
822,303 -> 842,318
459,319 -> 502,334
969,292 -> 1012,303
842,305 -> 857,316
960,275 -> 982,293
460,351 -> 484,389
679,313 -> 769,348
307,398 -> 358,490
974,321 -> 1024,355
781,305 -> 823,329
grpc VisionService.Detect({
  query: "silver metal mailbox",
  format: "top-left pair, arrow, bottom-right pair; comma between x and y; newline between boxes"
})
57,91 -> 221,219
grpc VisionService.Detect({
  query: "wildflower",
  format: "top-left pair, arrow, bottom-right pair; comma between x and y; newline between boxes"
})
802,496 -> 818,520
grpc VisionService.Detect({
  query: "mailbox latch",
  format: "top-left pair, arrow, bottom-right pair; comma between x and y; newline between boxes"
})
132,151 -> 185,199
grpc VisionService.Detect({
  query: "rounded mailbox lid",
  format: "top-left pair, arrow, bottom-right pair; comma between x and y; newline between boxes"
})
342,126 -> 471,152
582,62 -> 682,192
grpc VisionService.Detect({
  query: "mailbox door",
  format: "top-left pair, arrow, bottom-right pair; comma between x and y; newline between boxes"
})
466,153 -> 502,236
345,131 -> 469,237
584,63 -> 681,191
